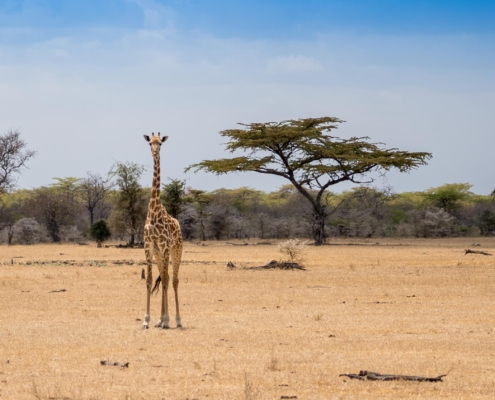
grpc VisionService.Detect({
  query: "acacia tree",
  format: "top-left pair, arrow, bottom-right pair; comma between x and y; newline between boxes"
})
188,117 -> 432,245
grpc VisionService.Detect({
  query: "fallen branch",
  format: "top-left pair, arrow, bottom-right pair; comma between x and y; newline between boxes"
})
49,289 -> 67,293
225,242 -> 248,246
465,249 -> 492,256
339,370 -> 448,382
245,260 -> 306,271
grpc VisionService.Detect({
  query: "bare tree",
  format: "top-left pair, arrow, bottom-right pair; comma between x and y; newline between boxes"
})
79,172 -> 113,226
0,129 -> 36,193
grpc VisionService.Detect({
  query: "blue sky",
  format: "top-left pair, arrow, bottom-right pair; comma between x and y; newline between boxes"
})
0,0 -> 494,194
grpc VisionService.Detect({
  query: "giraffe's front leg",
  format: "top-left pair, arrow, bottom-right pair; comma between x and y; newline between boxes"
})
155,271 -> 170,329
143,246 -> 153,329
154,249 -> 170,328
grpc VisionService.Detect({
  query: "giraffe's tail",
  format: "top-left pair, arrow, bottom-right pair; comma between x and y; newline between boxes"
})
151,276 -> 161,294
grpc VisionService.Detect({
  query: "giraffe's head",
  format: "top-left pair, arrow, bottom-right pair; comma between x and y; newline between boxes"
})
143,132 -> 168,157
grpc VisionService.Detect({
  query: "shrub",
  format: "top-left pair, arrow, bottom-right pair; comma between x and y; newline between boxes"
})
13,218 -> 50,244
90,220 -> 112,247
278,239 -> 307,263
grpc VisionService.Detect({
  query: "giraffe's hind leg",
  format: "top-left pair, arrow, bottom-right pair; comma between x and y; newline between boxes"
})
171,242 -> 183,328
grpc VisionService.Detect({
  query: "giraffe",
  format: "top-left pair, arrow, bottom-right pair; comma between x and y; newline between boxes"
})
142,132 -> 183,329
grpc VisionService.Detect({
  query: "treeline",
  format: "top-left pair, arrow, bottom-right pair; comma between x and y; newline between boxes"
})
1,177 -> 494,245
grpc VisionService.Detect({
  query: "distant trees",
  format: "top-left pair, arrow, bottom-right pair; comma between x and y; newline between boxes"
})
337,187 -> 393,238
109,161 -> 147,245
0,196 -> 25,245
4,127 -> 495,244
161,179 -> 188,219
79,172 -> 113,226
188,117 -> 431,245
0,129 -> 36,193
477,209 -> 495,236
188,189 -> 212,241
27,184 -> 81,242
0,161 -> 493,243
12,217 -> 48,244
423,183 -> 473,215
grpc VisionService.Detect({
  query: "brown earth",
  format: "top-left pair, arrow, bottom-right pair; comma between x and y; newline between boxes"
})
1,238 -> 495,399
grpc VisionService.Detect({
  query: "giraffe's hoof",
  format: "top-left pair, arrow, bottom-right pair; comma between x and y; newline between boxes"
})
177,323 -> 183,328
154,322 -> 163,328
162,324 -> 170,329
142,324 -> 149,329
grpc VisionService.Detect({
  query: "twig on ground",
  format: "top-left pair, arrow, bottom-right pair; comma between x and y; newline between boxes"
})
339,370 -> 448,382
465,249 -> 492,256
100,360 -> 129,368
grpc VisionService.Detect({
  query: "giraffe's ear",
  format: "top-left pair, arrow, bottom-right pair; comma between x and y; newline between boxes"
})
143,135 -> 150,142
161,136 -> 169,143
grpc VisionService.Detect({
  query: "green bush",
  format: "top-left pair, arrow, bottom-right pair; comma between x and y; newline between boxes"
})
90,220 -> 112,247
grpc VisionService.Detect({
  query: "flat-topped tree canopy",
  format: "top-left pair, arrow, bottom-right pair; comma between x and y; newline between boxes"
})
187,117 -> 432,245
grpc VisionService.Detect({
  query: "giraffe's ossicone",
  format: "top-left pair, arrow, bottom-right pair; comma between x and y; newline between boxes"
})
142,132 -> 183,329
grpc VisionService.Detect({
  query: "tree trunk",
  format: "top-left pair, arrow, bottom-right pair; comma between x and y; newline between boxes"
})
89,208 -> 94,227
7,225 -> 14,245
312,213 -> 326,246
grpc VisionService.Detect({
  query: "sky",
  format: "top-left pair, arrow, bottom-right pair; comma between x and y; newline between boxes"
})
0,0 -> 494,194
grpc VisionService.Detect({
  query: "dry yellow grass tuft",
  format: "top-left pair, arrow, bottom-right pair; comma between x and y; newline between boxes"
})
0,238 -> 495,399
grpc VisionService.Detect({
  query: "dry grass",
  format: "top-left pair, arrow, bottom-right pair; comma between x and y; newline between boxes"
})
1,237 -> 495,399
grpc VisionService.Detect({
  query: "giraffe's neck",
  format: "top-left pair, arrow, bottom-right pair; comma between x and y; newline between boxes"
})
151,153 -> 161,201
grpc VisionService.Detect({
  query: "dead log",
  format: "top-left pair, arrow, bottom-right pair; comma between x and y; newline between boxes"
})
226,242 -> 249,246
49,289 -> 67,293
465,249 -> 492,256
339,370 -> 448,382
248,260 -> 306,271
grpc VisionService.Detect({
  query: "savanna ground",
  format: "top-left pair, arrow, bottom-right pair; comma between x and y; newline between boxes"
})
1,238 -> 495,399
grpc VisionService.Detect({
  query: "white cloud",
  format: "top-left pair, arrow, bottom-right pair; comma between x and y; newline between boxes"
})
266,55 -> 324,74
129,0 -> 176,31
